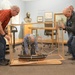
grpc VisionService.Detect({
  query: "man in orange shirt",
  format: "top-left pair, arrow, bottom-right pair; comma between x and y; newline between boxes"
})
0,5 -> 20,66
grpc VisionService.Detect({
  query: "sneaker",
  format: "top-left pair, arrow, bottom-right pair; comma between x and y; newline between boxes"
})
0,59 -> 9,66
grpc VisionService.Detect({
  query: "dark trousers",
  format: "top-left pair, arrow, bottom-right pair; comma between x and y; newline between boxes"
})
31,44 -> 35,55
67,35 -> 75,58
23,43 -> 36,55
67,32 -> 73,53
0,35 -> 6,59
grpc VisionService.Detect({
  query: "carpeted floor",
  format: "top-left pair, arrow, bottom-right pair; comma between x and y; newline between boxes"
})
0,45 -> 75,75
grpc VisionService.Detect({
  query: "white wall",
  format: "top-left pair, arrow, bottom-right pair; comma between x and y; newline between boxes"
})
23,0 -> 75,40
0,0 -> 74,23
23,0 -> 74,22
0,0 -> 25,23
0,0 -> 75,40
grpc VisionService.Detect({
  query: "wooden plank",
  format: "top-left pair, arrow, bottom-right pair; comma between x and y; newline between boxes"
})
29,27 -> 56,30
37,39 -> 67,44
10,59 -> 62,66
9,22 -> 55,26
6,39 -> 23,45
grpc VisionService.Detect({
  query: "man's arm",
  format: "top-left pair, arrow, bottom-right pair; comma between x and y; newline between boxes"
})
0,22 -> 6,35
65,22 -> 75,34
59,22 -> 75,34
0,21 -> 10,41
64,15 -> 75,34
58,16 -> 75,34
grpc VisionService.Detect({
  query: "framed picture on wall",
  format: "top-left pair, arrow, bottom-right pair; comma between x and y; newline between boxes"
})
54,13 -> 67,27
45,12 -> 52,21
37,16 -> 43,23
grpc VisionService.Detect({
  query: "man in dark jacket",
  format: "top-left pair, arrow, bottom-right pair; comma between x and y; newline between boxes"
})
59,7 -> 75,60
65,5 -> 74,56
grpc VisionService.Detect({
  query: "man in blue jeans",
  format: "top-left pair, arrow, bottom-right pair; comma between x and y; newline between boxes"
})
23,34 -> 40,56
59,7 -> 75,60
0,6 -> 20,66
65,5 -> 74,56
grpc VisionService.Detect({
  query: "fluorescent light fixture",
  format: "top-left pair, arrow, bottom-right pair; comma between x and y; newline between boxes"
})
22,0 -> 35,1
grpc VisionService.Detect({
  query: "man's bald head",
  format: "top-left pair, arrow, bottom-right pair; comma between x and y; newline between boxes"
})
28,34 -> 35,43
63,7 -> 72,18
11,5 -> 20,16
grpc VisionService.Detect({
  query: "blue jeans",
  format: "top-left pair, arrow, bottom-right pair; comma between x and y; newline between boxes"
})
24,43 -> 36,55
67,35 -> 75,58
67,32 -> 73,53
0,35 -> 6,59
71,36 -> 75,58
31,43 -> 36,55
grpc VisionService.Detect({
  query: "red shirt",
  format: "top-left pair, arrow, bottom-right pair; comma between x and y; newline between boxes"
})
0,9 -> 12,30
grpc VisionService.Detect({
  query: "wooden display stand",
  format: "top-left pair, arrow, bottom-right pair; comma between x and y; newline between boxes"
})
8,23 -> 64,66
6,24 -> 32,45
24,24 -> 32,36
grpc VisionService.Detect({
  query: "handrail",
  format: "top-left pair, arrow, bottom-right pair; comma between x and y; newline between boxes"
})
8,22 -> 57,26
28,27 -> 56,30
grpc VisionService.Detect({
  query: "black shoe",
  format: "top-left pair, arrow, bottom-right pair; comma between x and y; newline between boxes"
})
0,59 -> 9,66
65,52 -> 71,56
4,59 -> 10,62
68,58 -> 75,60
